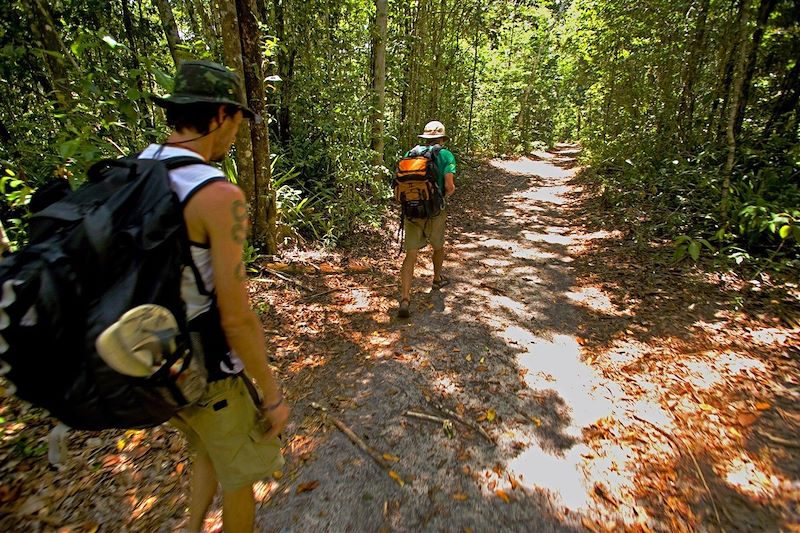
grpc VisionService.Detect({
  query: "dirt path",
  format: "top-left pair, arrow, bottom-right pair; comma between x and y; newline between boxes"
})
259,144 -> 799,532
2,145 -> 798,532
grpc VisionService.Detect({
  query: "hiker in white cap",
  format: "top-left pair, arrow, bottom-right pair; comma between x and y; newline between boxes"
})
398,120 -> 456,318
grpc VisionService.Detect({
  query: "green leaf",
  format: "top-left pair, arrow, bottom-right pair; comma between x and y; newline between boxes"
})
688,241 -> 700,261
58,139 -> 80,159
102,35 -> 121,48
672,247 -> 687,263
698,238 -> 715,251
779,225 -> 792,239
152,68 -> 173,91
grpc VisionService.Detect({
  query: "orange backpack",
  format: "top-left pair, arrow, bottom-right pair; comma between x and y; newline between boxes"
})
393,145 -> 443,220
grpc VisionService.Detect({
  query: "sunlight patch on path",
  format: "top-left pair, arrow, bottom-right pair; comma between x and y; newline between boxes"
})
490,158 -> 572,179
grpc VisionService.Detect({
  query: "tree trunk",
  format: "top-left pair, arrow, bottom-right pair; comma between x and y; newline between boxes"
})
678,0 -> 710,145
236,0 -> 277,253
182,0 -> 201,37
194,0 -> 220,42
764,60 -> 800,136
274,0 -> 294,145
218,0 -> 257,218
121,0 -> 153,128
370,0 -> 388,167
733,0 -> 779,137
21,0 -> 80,108
714,0 -> 747,141
721,0 -> 753,228
154,0 -> 183,66
466,5 -> 480,153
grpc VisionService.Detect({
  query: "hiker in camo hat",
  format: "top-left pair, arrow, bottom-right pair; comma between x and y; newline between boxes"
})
397,120 -> 457,318
146,60 -> 288,533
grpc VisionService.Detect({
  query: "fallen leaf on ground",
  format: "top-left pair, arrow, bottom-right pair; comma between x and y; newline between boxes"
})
465,354 -> 473,362
755,402 -> 771,411
452,492 -> 469,501
698,403 -> 715,412
383,453 -> 400,463
296,480 -> 320,494
495,489 -> 511,503
476,365 -> 488,372
388,470 -> 405,487
452,348 -> 461,353
530,416 -> 542,427
738,413 -> 758,427
486,409 -> 496,422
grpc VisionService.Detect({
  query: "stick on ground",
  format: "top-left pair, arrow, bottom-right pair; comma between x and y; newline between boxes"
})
404,410 -> 450,425
328,414 -> 390,470
432,403 -> 495,445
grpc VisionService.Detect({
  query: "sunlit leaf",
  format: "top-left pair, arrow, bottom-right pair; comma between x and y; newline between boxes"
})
495,489 -> 511,503
388,470 -> 404,487
296,480 -> 319,494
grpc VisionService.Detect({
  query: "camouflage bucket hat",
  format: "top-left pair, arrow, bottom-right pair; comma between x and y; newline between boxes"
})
152,60 -> 260,122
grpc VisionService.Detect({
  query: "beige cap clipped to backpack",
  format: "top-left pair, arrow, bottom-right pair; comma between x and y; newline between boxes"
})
418,120 -> 449,141
96,305 -> 179,377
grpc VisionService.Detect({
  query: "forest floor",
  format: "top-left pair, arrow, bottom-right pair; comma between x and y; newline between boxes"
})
1,145 -> 799,532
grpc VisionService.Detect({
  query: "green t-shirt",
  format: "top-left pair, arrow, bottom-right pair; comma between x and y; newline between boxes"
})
406,145 -> 457,192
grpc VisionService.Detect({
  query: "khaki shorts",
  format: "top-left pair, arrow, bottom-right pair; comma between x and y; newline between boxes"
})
170,375 -> 284,492
404,210 -> 446,251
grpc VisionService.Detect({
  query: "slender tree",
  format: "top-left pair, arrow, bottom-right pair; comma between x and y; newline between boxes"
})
370,0 -> 388,167
154,0 -> 183,66
217,0 -> 256,215
235,0 -> 277,252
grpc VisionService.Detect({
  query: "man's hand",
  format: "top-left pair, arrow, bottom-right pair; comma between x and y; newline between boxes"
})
260,399 -> 290,440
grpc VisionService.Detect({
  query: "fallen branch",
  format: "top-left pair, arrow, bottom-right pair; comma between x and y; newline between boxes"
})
633,414 -> 724,531
404,410 -> 450,425
322,412 -> 390,470
479,282 -> 507,295
259,267 -> 312,292
761,431 -> 800,449
297,283 -> 396,303
432,402 -> 495,446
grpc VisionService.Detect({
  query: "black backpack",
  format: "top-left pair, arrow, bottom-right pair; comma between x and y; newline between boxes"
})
0,156 -> 209,430
393,145 -> 444,220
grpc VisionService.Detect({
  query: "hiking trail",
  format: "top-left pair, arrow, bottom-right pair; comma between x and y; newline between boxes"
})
2,145 -> 798,532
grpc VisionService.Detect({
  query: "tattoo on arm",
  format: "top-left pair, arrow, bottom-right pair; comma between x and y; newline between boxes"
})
231,199 -> 250,244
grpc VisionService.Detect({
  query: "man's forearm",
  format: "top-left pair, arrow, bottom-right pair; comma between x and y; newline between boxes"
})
222,313 -> 282,404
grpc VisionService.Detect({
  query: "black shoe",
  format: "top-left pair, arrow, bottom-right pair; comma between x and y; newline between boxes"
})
398,299 -> 410,318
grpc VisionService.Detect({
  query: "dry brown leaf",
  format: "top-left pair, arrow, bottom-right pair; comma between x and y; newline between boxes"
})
457,451 -> 471,461
452,492 -> 469,501
476,365 -> 488,372
755,402 -> 771,411
738,413 -> 759,427
452,348 -> 461,353
296,480 -> 320,494
175,462 -> 185,475
388,470 -> 405,487
265,262 -> 291,271
508,474 -> 521,490
495,489 -> 511,503
530,416 -> 542,427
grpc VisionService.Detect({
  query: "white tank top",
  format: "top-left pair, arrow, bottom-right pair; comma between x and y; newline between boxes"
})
138,144 -> 244,374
